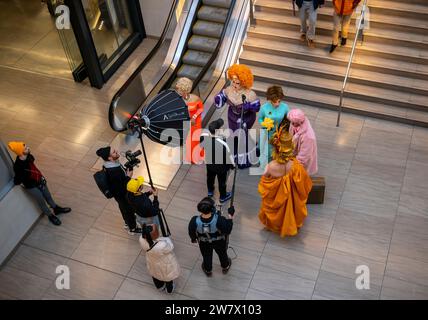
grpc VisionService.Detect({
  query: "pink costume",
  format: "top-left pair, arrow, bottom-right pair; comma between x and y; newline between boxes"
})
287,109 -> 318,176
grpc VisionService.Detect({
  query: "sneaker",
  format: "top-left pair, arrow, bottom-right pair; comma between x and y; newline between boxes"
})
341,37 -> 347,46
329,44 -> 338,53
208,191 -> 214,197
128,227 -> 142,235
307,39 -> 315,48
53,206 -> 71,215
48,214 -> 61,226
201,263 -> 212,277
165,282 -> 175,294
300,33 -> 306,41
123,224 -> 129,230
219,192 -> 232,204
222,258 -> 232,274
157,284 -> 166,292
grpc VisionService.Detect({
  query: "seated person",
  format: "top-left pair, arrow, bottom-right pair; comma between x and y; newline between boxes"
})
258,125 -> 312,237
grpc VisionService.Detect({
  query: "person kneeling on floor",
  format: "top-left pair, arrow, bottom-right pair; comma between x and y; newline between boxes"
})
188,197 -> 233,276
139,224 -> 180,294
126,176 -> 160,227
8,141 -> 71,226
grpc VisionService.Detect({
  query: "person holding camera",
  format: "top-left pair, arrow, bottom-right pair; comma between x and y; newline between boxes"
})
200,119 -> 234,203
96,146 -> 141,235
139,224 -> 181,294
126,176 -> 160,227
8,141 -> 71,226
188,197 -> 234,276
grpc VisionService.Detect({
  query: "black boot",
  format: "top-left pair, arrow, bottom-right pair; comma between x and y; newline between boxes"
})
341,37 -> 347,46
48,214 -> 61,226
329,44 -> 338,53
222,258 -> 232,274
54,206 -> 71,215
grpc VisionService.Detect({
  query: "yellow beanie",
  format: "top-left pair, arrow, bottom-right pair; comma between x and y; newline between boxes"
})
8,141 -> 25,156
127,176 -> 145,193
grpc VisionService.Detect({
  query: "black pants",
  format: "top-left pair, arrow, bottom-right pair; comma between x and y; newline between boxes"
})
199,238 -> 229,272
114,195 -> 136,230
207,169 -> 228,198
152,277 -> 173,291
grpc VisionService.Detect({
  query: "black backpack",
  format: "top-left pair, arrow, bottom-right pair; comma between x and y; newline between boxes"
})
93,167 -> 113,199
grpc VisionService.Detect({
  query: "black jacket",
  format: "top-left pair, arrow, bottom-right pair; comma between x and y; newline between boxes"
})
295,0 -> 325,10
13,154 -> 43,189
104,165 -> 130,198
127,191 -> 159,218
188,214 -> 233,243
200,134 -> 234,174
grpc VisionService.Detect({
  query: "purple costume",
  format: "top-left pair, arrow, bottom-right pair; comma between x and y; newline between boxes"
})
215,89 -> 261,168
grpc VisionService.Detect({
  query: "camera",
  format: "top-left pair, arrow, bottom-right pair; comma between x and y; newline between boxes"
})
124,150 -> 142,170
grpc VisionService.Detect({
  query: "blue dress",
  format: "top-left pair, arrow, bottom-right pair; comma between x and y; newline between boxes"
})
258,102 -> 289,170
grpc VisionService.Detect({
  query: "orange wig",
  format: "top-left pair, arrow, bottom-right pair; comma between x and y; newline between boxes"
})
227,64 -> 254,89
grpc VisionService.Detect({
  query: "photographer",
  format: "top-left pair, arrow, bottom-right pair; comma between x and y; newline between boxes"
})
8,141 -> 71,226
200,119 -> 234,203
188,197 -> 233,276
96,146 -> 141,235
126,176 -> 160,227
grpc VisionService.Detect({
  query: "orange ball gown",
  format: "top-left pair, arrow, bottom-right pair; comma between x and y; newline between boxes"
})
185,99 -> 204,164
258,159 -> 312,237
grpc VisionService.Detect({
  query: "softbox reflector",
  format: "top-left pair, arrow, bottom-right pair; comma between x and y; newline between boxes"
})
140,89 -> 190,147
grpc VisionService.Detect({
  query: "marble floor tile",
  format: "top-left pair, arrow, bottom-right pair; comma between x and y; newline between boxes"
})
92,208 -> 138,241
397,192 -> 428,219
250,265 -> 315,300
340,174 -> 400,219
43,259 -> 124,300
385,254 -> 428,287
36,137 -> 90,162
301,210 -> 335,236
165,196 -> 201,222
327,229 -> 390,264
7,245 -> 67,281
114,278 -> 192,300
71,228 -> 141,276
245,288 -> 285,300
349,157 -> 406,185
313,271 -> 380,300
53,185 -> 108,218
333,208 -> 395,241
259,243 -> 322,281
321,248 -> 386,287
229,224 -> 271,253
363,118 -> 414,136
380,276 -> 428,300
0,266 -> 53,300
24,212 -> 95,257
267,230 -> 329,259
182,265 -> 253,300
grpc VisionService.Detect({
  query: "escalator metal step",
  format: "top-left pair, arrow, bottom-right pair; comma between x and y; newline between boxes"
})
177,64 -> 203,80
193,20 -> 224,38
198,5 -> 228,23
183,50 -> 212,67
202,0 -> 232,9
188,35 -> 219,53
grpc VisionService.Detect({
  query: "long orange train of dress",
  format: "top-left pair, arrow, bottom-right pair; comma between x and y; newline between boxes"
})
258,159 -> 313,237
185,100 -> 204,164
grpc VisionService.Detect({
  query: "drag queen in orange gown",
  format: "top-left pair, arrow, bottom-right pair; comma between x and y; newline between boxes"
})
175,77 -> 204,164
258,123 -> 313,237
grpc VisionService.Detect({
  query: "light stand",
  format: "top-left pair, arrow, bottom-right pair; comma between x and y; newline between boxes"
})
228,94 -> 246,216
128,117 -> 171,237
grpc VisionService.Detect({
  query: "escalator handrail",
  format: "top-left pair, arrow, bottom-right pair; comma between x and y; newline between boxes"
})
109,0 -> 180,130
191,0 -> 237,92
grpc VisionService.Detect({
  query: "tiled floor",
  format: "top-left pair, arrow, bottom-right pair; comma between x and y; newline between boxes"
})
1,44 -> 428,300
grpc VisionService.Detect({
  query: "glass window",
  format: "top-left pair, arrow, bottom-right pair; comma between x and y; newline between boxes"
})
81,0 -> 134,73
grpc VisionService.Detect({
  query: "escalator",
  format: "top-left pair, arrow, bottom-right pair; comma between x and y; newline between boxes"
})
103,0 -> 250,189
174,0 -> 232,84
